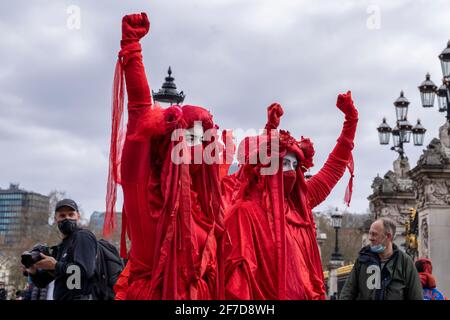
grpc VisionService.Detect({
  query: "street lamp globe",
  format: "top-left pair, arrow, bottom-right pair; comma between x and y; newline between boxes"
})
398,119 -> 413,143
331,208 -> 343,229
418,73 -> 437,108
412,119 -> 426,146
439,40 -> 450,78
377,118 -> 392,145
394,91 -> 410,121
392,125 -> 401,147
437,83 -> 448,112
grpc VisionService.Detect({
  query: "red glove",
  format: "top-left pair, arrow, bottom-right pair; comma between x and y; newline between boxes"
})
336,91 -> 358,120
265,103 -> 284,130
121,12 -> 150,43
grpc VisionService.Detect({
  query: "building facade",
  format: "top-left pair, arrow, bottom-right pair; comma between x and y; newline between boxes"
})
89,211 -> 122,233
88,211 -> 122,249
0,183 -> 49,246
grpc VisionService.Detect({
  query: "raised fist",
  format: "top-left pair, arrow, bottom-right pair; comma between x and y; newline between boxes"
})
265,103 -> 284,130
122,12 -> 150,41
336,90 -> 358,119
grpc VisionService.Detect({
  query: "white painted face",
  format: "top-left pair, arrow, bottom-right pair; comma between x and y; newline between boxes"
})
184,122 -> 204,147
283,152 -> 298,172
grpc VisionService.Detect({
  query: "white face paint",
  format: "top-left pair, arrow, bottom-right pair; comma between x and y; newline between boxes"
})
184,122 -> 204,147
283,152 -> 298,172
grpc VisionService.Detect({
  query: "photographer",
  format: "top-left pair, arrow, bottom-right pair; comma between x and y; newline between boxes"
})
25,199 -> 97,300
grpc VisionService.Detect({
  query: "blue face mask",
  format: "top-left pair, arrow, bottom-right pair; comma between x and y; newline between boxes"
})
370,235 -> 387,253
370,244 -> 386,253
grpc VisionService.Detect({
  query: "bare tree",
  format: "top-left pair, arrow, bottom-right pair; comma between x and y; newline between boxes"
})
47,190 -> 67,225
315,211 -> 369,269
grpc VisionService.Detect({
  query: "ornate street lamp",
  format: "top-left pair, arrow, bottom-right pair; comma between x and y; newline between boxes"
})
394,91 -> 410,121
377,118 -> 392,145
418,40 -> 450,125
330,208 -> 343,262
391,125 -> 401,148
377,91 -> 425,159
418,73 -> 437,108
437,82 -> 448,112
412,119 -> 426,146
398,119 -> 413,143
439,40 -> 450,78
152,66 -> 186,107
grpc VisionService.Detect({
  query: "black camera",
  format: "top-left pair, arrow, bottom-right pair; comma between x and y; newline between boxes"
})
21,244 -> 51,269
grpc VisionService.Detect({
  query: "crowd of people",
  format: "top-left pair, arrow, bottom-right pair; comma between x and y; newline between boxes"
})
2,203 -> 446,301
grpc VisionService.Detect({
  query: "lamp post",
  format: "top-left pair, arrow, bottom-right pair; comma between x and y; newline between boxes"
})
417,40 -> 450,125
152,66 -> 186,107
377,91 -> 426,158
330,208 -> 343,263
327,208 -> 343,300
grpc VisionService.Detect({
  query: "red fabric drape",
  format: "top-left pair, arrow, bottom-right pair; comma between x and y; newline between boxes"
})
107,13 -> 225,300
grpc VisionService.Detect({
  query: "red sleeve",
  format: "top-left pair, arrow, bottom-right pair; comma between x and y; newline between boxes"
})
306,114 -> 358,209
121,40 -> 152,129
120,40 -> 153,184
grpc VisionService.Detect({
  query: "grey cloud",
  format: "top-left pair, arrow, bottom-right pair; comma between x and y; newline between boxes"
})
1,0 -> 450,216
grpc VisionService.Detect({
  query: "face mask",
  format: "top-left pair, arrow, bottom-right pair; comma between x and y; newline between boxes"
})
283,170 -> 297,198
189,145 -> 203,175
58,219 -> 78,235
370,236 -> 386,253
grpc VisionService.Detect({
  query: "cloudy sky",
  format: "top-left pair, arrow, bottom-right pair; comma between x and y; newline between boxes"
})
1,0 -> 450,219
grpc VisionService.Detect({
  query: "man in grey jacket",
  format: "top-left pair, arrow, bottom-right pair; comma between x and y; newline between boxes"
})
340,218 -> 423,300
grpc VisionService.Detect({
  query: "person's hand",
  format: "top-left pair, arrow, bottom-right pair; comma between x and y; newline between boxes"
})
34,253 -> 57,271
336,90 -> 358,119
122,12 -> 150,41
265,103 -> 284,130
23,264 -> 37,275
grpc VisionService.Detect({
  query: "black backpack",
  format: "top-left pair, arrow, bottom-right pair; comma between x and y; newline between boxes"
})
91,239 -> 124,300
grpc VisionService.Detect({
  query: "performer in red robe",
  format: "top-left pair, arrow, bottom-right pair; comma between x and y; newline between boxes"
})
104,13 -> 225,300
223,92 -> 358,299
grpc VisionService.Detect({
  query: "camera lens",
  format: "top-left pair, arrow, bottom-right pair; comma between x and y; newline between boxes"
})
21,252 -> 34,269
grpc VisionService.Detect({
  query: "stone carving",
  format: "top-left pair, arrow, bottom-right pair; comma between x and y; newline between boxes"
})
420,216 -> 429,259
371,174 -> 383,194
370,166 -> 414,196
369,158 -> 417,250
382,171 -> 397,193
416,179 -> 450,207
381,205 -> 408,227
439,121 -> 450,149
380,204 -> 398,218
397,178 -> 414,193
417,138 -> 450,166
415,178 -> 426,209
393,156 -> 411,178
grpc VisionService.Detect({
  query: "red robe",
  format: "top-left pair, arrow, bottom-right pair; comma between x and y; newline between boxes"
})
223,102 -> 358,299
